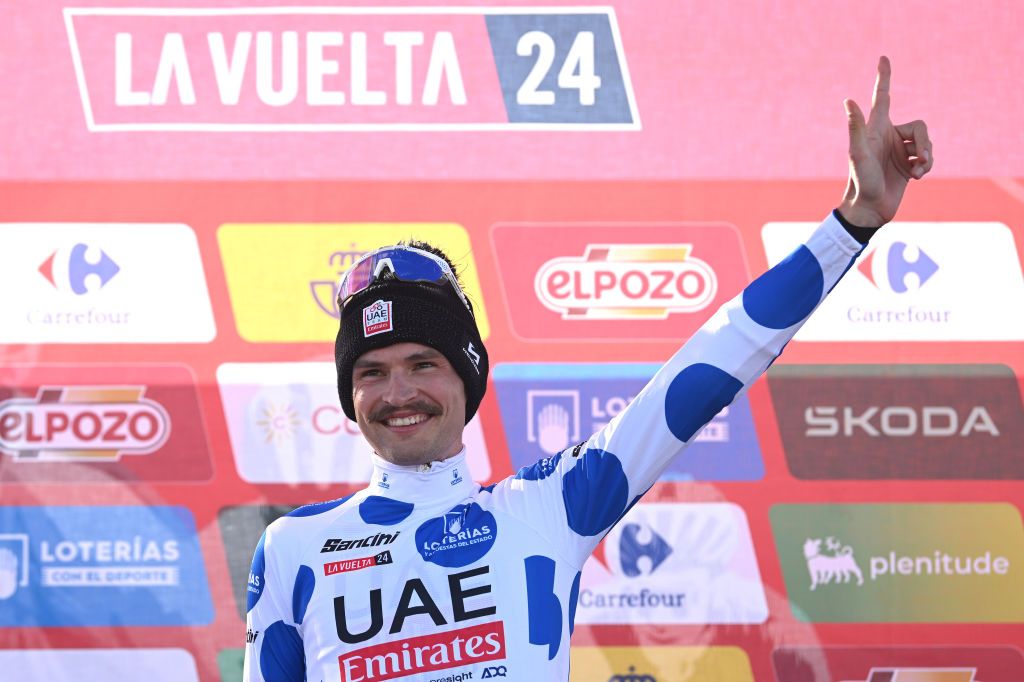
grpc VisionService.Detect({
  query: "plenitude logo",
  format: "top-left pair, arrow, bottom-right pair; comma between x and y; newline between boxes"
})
0,223 -> 215,343
571,646 -> 754,682
216,362 -> 491,483
578,503 -> 768,625
492,223 -> 748,341
768,364 -> 1024,480
0,649 -> 201,682
493,363 -> 763,480
761,221 -> 1024,341
217,223 -> 488,342
64,7 -> 637,131
0,364 -> 212,483
0,506 -> 213,626
771,504 -> 1024,622
772,646 -> 1024,682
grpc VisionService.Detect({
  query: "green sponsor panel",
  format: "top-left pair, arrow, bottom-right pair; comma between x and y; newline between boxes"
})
218,649 -> 243,682
771,503 -> 1024,622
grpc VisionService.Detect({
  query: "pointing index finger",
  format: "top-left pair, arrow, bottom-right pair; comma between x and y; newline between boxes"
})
869,55 -> 891,125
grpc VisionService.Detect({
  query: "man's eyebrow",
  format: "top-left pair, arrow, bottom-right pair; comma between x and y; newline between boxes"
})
406,349 -> 443,362
353,349 -> 443,369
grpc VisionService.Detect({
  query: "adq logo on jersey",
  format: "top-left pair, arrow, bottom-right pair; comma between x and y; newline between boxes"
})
0,386 -> 170,462
416,503 -> 496,568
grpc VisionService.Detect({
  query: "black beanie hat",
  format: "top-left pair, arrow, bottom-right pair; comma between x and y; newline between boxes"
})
336,279 -> 489,424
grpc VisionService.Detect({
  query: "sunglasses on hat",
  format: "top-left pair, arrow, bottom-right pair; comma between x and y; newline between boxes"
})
336,246 -> 474,318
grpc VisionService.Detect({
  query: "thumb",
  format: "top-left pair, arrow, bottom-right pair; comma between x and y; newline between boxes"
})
844,98 -> 867,152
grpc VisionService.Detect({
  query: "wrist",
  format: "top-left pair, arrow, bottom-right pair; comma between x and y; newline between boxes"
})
837,200 -> 885,229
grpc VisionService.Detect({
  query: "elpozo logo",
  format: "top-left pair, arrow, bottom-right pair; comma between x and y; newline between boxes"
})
0,364 -> 212,483
772,504 -> 1024,622
493,223 -> 747,341
761,221 -> 1024,341
217,223 -> 488,342
0,506 -> 213,626
493,363 -> 764,480
63,7 -> 638,131
0,386 -> 169,462
534,244 -> 717,320
768,364 -> 1024,480
0,224 -> 215,343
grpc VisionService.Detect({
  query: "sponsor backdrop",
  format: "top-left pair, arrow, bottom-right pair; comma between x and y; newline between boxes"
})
1,1 -> 1023,681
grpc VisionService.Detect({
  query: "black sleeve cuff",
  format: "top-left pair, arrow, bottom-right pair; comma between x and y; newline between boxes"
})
832,208 -> 882,245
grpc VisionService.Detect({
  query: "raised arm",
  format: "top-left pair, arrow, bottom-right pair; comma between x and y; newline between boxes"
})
489,57 -> 933,568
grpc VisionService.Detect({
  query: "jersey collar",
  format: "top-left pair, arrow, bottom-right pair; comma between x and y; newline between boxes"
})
368,449 -> 477,502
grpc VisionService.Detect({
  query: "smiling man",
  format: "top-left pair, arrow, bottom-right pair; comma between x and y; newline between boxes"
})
244,57 -> 933,682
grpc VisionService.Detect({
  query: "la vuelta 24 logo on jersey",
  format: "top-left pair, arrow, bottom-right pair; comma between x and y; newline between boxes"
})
416,503 -> 497,568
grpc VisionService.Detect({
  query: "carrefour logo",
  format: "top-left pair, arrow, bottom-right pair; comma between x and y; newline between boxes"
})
0,386 -> 170,462
761,221 -> 1024,341
38,243 -> 120,295
534,244 -> 717,319
579,503 -> 768,625
857,240 -> 938,293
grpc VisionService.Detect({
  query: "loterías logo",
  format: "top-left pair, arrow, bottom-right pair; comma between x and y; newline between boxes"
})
0,386 -> 170,462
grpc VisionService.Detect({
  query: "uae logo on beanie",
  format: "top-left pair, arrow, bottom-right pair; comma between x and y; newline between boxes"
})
363,300 -> 393,337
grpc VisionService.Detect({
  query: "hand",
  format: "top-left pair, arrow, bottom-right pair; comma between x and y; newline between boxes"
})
838,56 -> 934,227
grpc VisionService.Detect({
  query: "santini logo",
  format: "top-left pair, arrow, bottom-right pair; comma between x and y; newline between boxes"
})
321,532 -> 399,553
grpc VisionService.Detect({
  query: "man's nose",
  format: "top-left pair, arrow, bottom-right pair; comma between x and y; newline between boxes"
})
382,372 -> 417,405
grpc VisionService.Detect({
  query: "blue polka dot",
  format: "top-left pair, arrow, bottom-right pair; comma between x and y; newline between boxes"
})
524,555 -> 562,660
358,496 -> 414,525
514,453 -> 562,481
246,532 -> 266,612
665,363 -> 743,442
260,620 -> 304,681
287,494 -> 353,517
291,565 -> 314,625
562,449 -> 629,537
743,244 -> 823,329
568,570 -> 581,635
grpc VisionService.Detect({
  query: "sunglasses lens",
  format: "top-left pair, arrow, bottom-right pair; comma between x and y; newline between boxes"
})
385,250 -> 447,284
336,247 -> 472,317
337,256 -> 375,304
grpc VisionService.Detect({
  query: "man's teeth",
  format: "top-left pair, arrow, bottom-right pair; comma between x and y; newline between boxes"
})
386,414 -> 428,427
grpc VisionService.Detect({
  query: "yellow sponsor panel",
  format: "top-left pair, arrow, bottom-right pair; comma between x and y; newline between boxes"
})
218,224 -> 489,342
570,646 -> 753,682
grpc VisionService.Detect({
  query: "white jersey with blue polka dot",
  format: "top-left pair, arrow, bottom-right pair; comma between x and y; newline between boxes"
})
243,213 -> 865,682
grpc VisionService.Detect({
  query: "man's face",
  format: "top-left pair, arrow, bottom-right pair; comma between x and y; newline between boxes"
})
352,342 -> 466,466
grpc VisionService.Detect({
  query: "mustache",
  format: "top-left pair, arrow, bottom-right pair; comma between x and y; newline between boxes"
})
370,401 -> 443,422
